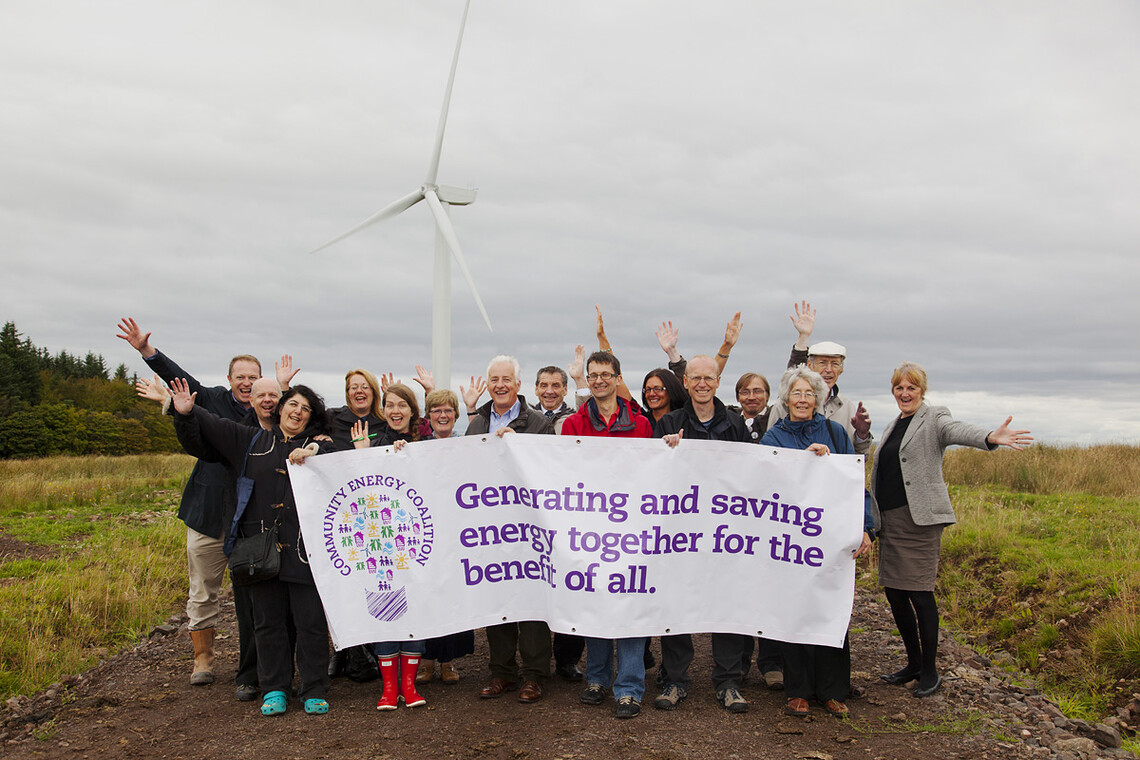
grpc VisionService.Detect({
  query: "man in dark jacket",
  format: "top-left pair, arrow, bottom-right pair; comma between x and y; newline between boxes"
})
465,355 -> 554,703
654,355 -> 754,714
116,317 -> 274,692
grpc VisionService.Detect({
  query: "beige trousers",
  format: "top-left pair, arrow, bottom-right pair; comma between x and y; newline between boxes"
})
186,526 -> 227,631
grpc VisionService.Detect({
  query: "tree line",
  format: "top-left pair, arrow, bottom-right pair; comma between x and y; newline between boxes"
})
0,321 -> 180,458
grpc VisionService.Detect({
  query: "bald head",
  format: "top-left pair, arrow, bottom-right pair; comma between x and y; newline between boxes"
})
251,377 -> 283,426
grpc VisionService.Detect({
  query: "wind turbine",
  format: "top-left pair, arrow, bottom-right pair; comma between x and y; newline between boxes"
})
311,0 -> 491,387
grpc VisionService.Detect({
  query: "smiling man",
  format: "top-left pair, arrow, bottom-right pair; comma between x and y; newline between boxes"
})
116,317 -> 266,692
772,301 -> 873,454
464,355 -> 554,703
532,365 -> 577,434
561,351 -> 652,719
654,354 -> 753,714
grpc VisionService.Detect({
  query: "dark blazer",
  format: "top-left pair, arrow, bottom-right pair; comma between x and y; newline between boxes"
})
465,395 -> 554,436
869,403 -> 994,528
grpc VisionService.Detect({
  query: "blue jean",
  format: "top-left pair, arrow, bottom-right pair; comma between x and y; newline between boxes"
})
585,637 -> 647,700
374,640 -> 426,657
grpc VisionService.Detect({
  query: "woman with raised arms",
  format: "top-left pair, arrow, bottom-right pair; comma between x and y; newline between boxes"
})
871,362 -> 1031,698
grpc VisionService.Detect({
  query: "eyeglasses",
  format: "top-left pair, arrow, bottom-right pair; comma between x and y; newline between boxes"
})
587,372 -> 616,382
810,359 -> 844,370
347,384 -> 371,393
643,385 -> 667,395
687,376 -> 717,385
428,408 -> 456,417
789,390 -> 816,400
738,389 -> 768,397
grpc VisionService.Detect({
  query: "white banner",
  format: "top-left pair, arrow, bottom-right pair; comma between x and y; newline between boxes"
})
288,434 -> 865,650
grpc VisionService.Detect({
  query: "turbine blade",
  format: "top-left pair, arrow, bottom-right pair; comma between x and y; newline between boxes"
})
309,190 -> 424,254
424,189 -> 493,332
425,0 -> 472,186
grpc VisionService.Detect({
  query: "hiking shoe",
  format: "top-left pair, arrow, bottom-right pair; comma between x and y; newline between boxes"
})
653,684 -> 687,711
615,696 -> 641,719
717,686 -> 749,713
763,669 -> 785,690
579,683 -> 606,706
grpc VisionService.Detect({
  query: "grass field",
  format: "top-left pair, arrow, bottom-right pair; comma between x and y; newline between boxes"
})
0,447 -> 1137,729
0,454 -> 193,697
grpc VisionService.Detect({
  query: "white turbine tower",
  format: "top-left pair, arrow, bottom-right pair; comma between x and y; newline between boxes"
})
311,0 -> 490,387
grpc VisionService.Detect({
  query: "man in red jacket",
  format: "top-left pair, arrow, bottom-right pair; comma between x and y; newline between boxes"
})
561,351 -> 652,718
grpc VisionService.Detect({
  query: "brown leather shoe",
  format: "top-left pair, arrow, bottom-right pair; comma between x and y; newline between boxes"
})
416,658 -> 436,684
784,697 -> 810,716
479,678 -> 516,699
517,681 -> 543,703
440,661 -> 459,684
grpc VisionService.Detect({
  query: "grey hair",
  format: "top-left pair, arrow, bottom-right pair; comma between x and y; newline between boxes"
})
778,365 -> 829,414
486,354 -> 521,382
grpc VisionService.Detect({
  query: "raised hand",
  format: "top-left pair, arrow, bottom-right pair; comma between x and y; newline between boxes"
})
723,311 -> 742,349
413,365 -> 435,394
851,401 -> 872,439
351,420 -> 370,450
988,417 -> 1034,450
568,344 -> 586,388
656,321 -> 681,363
380,372 -> 396,394
460,376 -> 486,411
790,300 -> 816,347
595,304 -> 613,352
276,355 -> 299,389
115,317 -> 156,358
170,378 -> 197,415
135,374 -> 169,403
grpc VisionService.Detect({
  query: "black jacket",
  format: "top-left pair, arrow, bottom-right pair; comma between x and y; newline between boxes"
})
327,406 -> 385,451
174,406 -> 331,585
465,395 -> 554,436
145,350 -> 250,537
654,397 -> 748,443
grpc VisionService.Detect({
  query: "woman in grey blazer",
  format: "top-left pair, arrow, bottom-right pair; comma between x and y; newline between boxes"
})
870,362 -> 1032,698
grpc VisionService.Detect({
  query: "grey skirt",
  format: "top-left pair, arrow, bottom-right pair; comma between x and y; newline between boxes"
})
877,505 -> 945,592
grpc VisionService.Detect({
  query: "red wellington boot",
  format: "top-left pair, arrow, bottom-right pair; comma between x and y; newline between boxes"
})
399,653 -> 427,708
376,657 -> 398,710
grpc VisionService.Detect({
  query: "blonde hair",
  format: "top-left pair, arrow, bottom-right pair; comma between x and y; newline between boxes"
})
344,369 -> 383,419
425,389 -> 459,413
890,361 -> 928,396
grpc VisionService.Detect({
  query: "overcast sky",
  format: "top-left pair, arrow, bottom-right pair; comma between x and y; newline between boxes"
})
4,1 -> 1138,444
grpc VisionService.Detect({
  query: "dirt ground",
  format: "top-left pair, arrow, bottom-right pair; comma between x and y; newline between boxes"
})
0,585 -> 1105,760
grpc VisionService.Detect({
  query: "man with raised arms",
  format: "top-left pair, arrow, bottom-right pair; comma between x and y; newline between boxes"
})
116,317 -> 294,696
656,354 -> 753,714
561,351 -> 653,718
772,301 -> 872,454
464,355 -> 554,704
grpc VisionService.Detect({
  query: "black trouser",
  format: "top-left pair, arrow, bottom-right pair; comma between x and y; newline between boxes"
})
781,634 -> 850,702
486,621 -> 551,683
756,636 -> 783,674
658,633 -> 693,689
710,633 -> 753,692
247,579 -> 329,700
233,584 -> 258,687
553,632 -> 584,667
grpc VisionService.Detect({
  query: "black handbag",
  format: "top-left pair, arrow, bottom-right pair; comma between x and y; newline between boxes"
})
229,522 -> 280,586
225,429 -> 280,585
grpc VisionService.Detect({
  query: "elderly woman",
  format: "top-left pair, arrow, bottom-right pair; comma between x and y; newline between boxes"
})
413,389 -> 477,686
170,379 -> 334,717
327,369 -> 384,450
872,362 -> 1032,698
760,365 -> 874,718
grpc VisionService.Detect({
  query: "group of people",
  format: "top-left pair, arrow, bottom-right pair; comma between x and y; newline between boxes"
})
114,303 -> 1031,720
